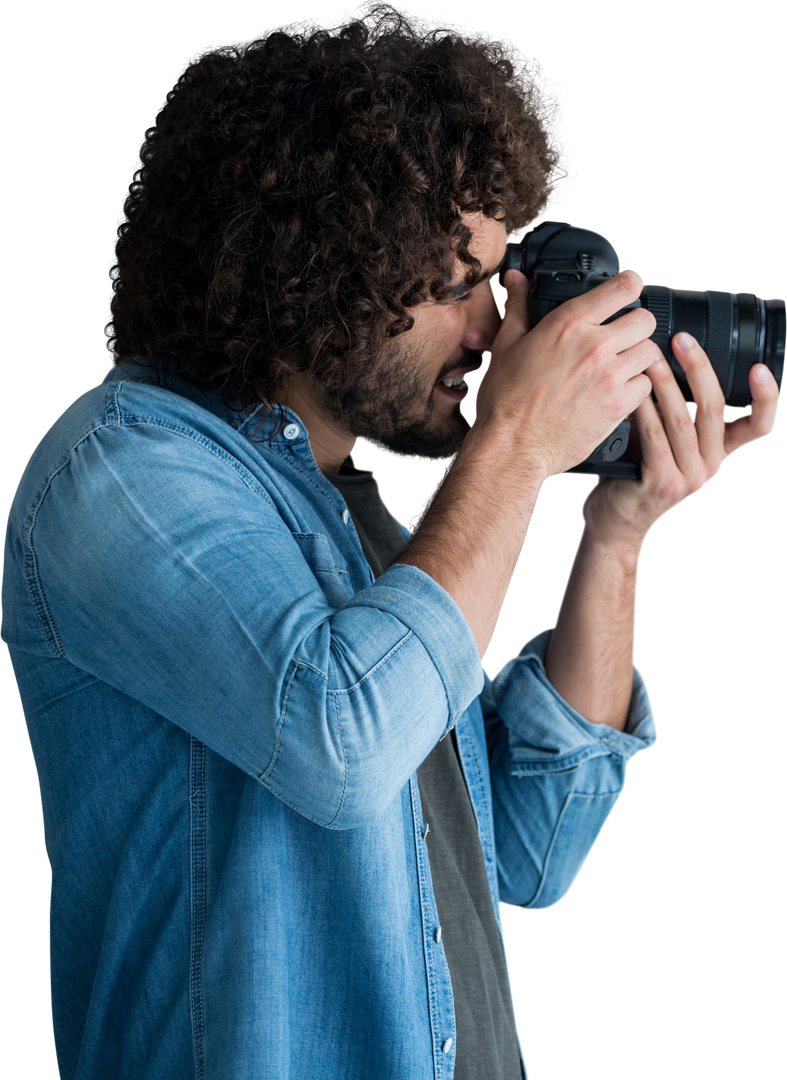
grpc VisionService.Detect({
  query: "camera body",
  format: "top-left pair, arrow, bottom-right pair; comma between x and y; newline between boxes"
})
499,222 -> 785,478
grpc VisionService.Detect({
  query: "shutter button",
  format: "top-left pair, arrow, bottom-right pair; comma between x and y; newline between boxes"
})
283,423 -> 300,440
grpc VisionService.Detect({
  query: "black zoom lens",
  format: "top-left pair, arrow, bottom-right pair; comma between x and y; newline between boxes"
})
640,287 -> 785,405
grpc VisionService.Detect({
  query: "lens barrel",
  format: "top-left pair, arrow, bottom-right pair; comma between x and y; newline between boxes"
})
641,286 -> 785,405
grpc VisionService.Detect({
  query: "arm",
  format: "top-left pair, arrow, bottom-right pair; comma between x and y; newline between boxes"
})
544,328 -> 779,733
394,419 -> 547,656
545,529 -> 642,732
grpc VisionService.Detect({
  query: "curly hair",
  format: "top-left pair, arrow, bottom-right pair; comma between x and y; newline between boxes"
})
106,4 -> 559,415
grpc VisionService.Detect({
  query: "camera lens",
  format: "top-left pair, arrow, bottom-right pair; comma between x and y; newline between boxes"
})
641,287 -> 785,405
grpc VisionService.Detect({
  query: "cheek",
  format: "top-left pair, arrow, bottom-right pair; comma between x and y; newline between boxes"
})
425,307 -> 465,351
406,304 -> 466,376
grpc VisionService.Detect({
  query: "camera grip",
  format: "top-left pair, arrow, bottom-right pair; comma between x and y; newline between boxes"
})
566,419 -> 642,479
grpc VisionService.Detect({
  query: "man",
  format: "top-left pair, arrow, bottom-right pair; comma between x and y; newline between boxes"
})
2,7 -> 778,1080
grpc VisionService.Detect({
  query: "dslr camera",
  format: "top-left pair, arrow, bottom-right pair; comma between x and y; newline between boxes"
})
499,222 -> 785,478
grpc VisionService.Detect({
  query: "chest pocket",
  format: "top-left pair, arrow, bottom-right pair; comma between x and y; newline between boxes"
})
292,532 -> 353,609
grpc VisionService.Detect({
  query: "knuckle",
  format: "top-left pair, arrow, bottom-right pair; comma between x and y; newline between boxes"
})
608,392 -> 629,417
642,419 -> 665,444
693,353 -> 712,373
672,409 -> 695,436
578,332 -> 608,367
584,336 -> 611,370
598,363 -> 619,396
658,475 -> 684,501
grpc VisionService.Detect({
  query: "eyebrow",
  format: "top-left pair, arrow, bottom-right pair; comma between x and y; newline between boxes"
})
441,254 -> 508,299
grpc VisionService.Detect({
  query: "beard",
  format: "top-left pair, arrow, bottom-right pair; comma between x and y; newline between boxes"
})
313,345 -> 472,464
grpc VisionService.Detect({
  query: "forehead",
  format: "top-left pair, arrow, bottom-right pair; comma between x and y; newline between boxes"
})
453,211 -> 509,274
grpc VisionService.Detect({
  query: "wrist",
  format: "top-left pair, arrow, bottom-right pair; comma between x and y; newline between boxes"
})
580,521 -> 644,573
464,416 -> 550,487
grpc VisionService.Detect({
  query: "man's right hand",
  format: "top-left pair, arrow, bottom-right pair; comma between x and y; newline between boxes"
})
474,268 -> 662,478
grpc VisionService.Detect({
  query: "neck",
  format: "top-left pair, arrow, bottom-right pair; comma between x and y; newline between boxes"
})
278,374 -> 355,474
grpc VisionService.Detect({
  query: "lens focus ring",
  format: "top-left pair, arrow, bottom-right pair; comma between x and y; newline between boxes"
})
643,286 -> 673,354
705,291 -> 734,398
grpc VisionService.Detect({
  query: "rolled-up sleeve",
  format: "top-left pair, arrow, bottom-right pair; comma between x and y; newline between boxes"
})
267,563 -> 484,827
29,420 -> 483,831
484,629 -> 655,908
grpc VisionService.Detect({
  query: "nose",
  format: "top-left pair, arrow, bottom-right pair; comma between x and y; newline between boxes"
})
461,281 -> 502,353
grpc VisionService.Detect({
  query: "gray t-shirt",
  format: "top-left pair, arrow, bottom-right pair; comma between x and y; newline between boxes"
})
325,458 -> 524,1080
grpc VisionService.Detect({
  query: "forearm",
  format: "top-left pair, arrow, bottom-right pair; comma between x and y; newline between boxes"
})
544,527 -> 643,731
394,421 -> 547,658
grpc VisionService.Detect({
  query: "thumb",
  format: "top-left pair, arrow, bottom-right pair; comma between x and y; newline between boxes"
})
499,269 -> 531,340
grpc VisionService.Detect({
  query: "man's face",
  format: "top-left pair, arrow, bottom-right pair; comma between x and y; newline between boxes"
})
319,213 -> 508,458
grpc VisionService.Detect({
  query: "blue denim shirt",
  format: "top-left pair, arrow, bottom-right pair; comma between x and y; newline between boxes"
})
2,363 -> 656,1080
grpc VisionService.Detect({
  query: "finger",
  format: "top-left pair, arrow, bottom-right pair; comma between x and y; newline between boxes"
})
670,332 -> 726,471
631,390 -> 677,475
497,269 -> 531,344
570,263 -> 643,326
643,345 -> 699,473
724,363 -> 780,455
601,305 -> 659,355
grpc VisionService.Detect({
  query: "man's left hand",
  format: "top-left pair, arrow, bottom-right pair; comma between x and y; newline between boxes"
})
582,331 -> 780,550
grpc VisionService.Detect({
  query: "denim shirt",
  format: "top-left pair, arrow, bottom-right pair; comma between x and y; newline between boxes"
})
2,363 -> 656,1080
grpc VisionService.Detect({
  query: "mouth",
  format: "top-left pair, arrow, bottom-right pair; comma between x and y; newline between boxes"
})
435,378 -> 469,401
436,362 -> 485,388
436,365 -> 485,399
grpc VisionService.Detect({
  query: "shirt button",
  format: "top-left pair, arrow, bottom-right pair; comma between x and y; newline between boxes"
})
283,423 -> 300,440
342,508 -> 350,524
434,926 -> 442,943
442,1038 -> 453,1054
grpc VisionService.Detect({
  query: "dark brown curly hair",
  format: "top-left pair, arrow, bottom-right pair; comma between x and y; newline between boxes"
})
106,4 -> 559,414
